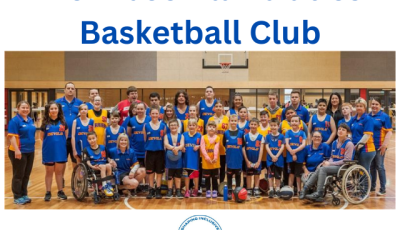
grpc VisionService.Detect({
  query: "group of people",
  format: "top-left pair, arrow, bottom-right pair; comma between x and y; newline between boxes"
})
7,83 -> 393,205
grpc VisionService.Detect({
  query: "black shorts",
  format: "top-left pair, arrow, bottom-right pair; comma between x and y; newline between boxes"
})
202,168 -> 219,179
137,158 -> 145,167
268,165 -> 283,180
44,161 -> 67,166
119,172 -> 130,185
167,168 -> 182,180
66,138 -> 77,164
145,150 -> 165,174
261,161 -> 267,170
287,162 -> 303,177
227,168 -> 242,176
246,168 -> 261,176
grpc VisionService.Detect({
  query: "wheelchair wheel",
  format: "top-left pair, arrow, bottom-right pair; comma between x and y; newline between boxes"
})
341,164 -> 371,204
113,192 -> 120,201
93,192 -> 101,204
332,197 -> 341,206
71,163 -> 88,201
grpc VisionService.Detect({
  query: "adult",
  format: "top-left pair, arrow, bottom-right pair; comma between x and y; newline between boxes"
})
71,104 -> 94,164
114,86 -> 143,125
7,101 -> 36,205
308,99 -> 336,145
369,98 -> 393,195
282,90 -> 310,124
265,91 -> 283,122
302,131 -> 331,178
55,82 -> 83,168
326,92 -> 344,129
145,92 -> 164,119
88,96 -> 110,145
350,98 -> 376,175
197,86 -> 217,127
226,93 -> 251,120
338,103 -> 354,128
40,101 -> 68,201
108,133 -> 146,194
85,88 -> 99,110
174,90 -> 190,121
300,123 -> 354,202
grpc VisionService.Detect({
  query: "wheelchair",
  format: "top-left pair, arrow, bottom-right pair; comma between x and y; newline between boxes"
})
304,144 -> 371,206
71,154 -> 120,204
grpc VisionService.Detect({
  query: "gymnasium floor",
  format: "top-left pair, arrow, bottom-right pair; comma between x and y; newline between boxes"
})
4,131 -> 396,210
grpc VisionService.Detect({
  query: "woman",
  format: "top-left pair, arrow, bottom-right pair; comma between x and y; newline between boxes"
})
121,102 -> 137,130
302,131 -> 331,178
174,90 -> 190,121
350,97 -> 376,175
208,100 -> 229,183
369,98 -> 392,195
71,104 -> 94,164
40,101 -> 69,201
299,123 -> 354,202
226,93 -> 251,119
326,92 -> 344,129
7,101 -> 36,205
88,95 -> 110,145
163,104 -> 182,134
308,99 -> 336,145
338,102 -> 354,129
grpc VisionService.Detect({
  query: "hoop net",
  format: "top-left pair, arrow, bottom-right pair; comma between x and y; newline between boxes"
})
220,62 -> 231,73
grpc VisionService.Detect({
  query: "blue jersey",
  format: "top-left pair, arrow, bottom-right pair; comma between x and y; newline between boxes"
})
183,132 -> 202,170
146,106 -> 165,120
285,129 -> 307,163
86,145 -> 108,166
338,117 -> 354,128
7,114 -> 36,153
165,133 -> 183,169
128,116 -> 151,158
74,118 -> 94,156
121,115 -> 134,130
282,105 -> 310,123
350,113 -> 375,153
164,119 -> 182,134
55,97 -> 83,138
369,111 -> 392,149
42,120 -> 67,164
331,139 -> 352,161
85,102 -> 95,111
265,133 -> 285,168
144,122 -> 166,151
237,120 -> 250,134
304,143 -> 331,172
244,133 -> 263,171
105,126 -> 126,151
108,147 -> 139,174
175,106 -> 189,121
311,114 -> 332,143
199,99 -> 216,126
225,130 -> 244,170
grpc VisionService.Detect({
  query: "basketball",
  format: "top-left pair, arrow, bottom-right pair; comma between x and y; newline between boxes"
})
218,181 -> 227,195
259,178 -> 269,193
233,187 -> 247,203
280,186 -> 294,200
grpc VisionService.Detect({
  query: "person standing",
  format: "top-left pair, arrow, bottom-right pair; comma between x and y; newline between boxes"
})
7,101 -> 37,205
265,91 -> 283,122
85,88 -> 99,110
326,92 -> 344,130
197,86 -> 217,127
174,90 -> 190,121
88,96 -> 109,145
114,86 -> 144,125
282,90 -> 310,124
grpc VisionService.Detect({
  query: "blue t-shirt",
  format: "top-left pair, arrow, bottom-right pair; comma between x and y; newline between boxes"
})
369,111 -> 392,149
55,97 -> 83,138
144,122 -> 166,151
310,114 -> 332,143
350,113 -> 375,153
8,114 -> 36,153
108,147 -> 139,174
225,130 -> 244,170
285,129 -> 307,163
304,143 -> 331,172
282,105 -> 310,123
265,133 -> 285,168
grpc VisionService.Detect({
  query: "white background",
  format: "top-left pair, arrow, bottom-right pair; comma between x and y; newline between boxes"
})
0,0 -> 399,229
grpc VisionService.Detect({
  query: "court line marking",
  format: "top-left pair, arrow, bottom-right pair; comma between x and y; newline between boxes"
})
340,198 -> 349,210
124,197 -> 135,210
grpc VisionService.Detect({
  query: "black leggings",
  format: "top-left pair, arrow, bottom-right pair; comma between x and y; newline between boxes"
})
8,150 -> 35,199
227,168 -> 241,190
220,155 -> 226,182
203,169 -> 219,191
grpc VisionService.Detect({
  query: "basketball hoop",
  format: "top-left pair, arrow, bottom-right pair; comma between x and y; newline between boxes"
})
220,62 -> 231,73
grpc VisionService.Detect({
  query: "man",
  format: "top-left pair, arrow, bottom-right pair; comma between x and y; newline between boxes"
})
265,91 -> 283,122
55,82 -> 83,169
145,92 -> 164,119
196,86 -> 217,126
282,90 -> 310,124
114,86 -> 143,125
85,88 -> 98,110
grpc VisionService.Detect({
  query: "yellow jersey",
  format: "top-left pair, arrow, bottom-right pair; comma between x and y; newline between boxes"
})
88,109 -> 108,145
208,115 -> 229,155
183,118 -> 205,135
265,107 -> 283,122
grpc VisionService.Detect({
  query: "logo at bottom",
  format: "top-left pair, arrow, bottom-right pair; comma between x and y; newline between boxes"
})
179,215 -> 222,230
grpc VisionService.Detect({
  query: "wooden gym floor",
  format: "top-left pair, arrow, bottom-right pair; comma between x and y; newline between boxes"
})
4,131 -> 396,210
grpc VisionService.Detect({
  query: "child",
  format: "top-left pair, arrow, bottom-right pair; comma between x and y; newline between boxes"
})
265,118 -> 285,198
201,120 -> 220,198
121,102 -> 137,130
88,96 -> 109,145
143,105 -> 167,199
163,104 -> 182,134
146,92 -> 164,119
237,106 -> 250,134
71,104 -> 94,164
285,115 -> 307,194
105,111 -> 126,152
84,131 -> 114,197
223,114 -> 244,200
183,105 -> 205,135
242,118 -> 264,199
164,119 -> 185,198
257,110 -> 271,179
182,119 -> 202,198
